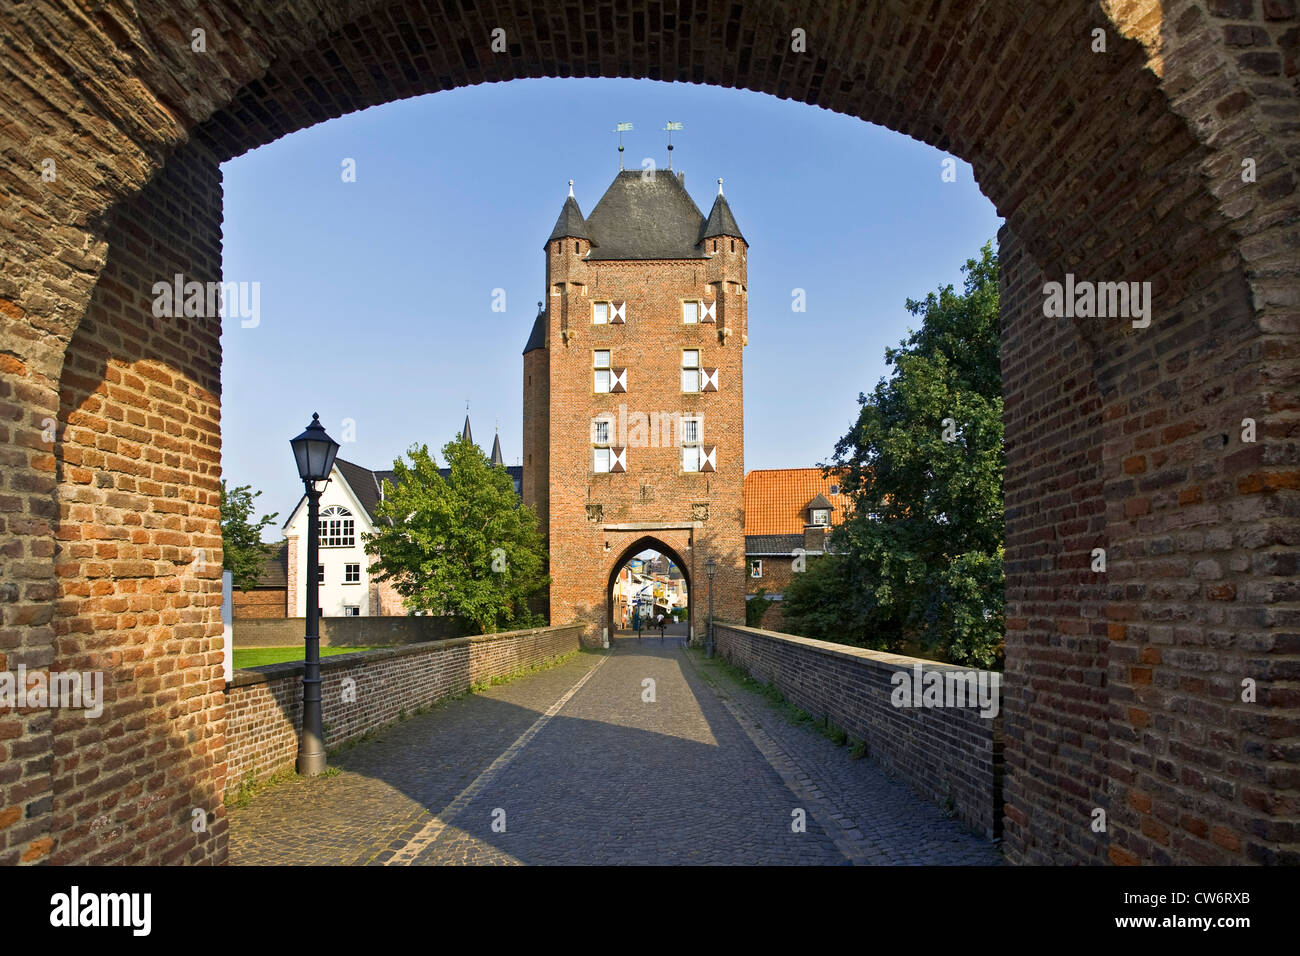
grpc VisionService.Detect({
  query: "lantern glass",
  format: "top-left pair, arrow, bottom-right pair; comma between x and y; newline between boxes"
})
290,413 -> 340,483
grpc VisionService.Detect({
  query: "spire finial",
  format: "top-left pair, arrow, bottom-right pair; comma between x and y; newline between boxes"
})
717,177 -> 724,196
663,121 -> 682,170
568,179 -> 574,198
612,122 -> 633,171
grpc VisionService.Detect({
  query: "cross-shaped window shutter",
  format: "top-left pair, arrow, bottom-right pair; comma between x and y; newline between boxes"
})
610,367 -> 627,393
701,446 -> 717,472
611,301 -> 626,324
701,300 -> 717,323
610,447 -> 627,473
700,368 -> 719,392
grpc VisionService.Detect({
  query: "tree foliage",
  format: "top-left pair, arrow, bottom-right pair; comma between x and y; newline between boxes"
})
745,587 -> 772,628
363,436 -> 549,634
219,481 -> 279,592
784,241 -> 1005,668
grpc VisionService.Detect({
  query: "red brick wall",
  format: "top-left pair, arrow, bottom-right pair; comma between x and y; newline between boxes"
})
224,624 -> 582,791
2,0 -> 1294,867
746,554 -> 800,631
47,146 -> 227,866
538,225 -> 748,646
523,343 -> 550,543
232,589 -> 287,619
716,624 -> 1003,838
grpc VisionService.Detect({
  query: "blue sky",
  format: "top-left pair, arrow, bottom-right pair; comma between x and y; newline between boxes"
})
219,77 -> 1002,537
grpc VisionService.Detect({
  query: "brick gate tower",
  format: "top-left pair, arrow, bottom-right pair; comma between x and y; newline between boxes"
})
522,169 -> 748,647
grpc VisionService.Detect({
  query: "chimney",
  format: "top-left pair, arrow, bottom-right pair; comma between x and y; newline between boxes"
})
803,524 -> 827,553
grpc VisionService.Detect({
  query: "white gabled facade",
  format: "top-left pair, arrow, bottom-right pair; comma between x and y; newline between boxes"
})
282,464 -> 378,617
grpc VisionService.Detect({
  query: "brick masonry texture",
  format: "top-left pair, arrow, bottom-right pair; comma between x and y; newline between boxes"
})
715,624 -> 1004,839
0,1 -> 1295,865
223,625 -> 581,796
527,237 -> 748,648
231,589 -> 285,619
231,615 -> 464,648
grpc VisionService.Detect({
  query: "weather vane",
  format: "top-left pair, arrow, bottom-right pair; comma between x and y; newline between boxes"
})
612,122 -> 633,170
663,121 -> 682,169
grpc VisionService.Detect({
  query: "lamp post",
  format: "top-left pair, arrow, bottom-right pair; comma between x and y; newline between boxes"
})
289,412 -> 340,776
705,556 -> 718,659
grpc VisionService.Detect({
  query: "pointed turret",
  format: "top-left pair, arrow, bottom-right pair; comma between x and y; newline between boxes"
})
523,301 -> 546,354
545,181 -> 594,248
490,433 -> 504,467
701,179 -> 745,243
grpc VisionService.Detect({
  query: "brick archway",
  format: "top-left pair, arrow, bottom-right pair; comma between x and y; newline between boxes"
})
2,2 -> 1295,866
606,536 -> 694,640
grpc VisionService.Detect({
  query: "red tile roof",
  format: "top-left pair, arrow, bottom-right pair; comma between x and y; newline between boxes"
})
744,468 -> 851,536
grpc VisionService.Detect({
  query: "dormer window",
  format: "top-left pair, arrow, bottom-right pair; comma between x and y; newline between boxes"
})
805,493 -> 834,527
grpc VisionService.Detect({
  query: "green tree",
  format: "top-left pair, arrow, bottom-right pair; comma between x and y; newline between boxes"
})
219,481 -> 279,591
788,241 -> 1004,668
745,587 -> 772,628
363,436 -> 549,633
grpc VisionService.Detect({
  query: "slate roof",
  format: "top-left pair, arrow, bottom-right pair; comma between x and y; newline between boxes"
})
583,170 -> 710,261
744,468 -> 851,536
333,454 -> 522,525
744,534 -> 806,556
701,192 -> 745,242
490,433 -> 504,466
523,311 -> 546,354
546,194 -> 593,245
252,542 -> 288,588
334,457 -> 394,523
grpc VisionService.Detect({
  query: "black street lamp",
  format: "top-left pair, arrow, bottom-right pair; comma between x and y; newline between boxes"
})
289,412 -> 340,776
705,556 -> 718,659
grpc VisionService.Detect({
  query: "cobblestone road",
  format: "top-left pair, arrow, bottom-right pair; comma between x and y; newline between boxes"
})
228,636 -> 1001,866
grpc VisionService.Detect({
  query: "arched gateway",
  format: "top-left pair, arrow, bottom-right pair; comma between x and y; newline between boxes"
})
606,537 -> 694,643
0,2 -> 1294,867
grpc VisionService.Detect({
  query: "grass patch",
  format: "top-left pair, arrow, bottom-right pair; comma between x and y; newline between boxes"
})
469,649 -> 579,693
690,647 -> 855,747
232,645 -> 386,669
820,717 -> 848,746
223,766 -> 296,809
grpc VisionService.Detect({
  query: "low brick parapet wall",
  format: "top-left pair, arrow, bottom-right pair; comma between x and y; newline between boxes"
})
232,614 -> 463,647
223,624 -> 582,795
714,624 -> 1003,839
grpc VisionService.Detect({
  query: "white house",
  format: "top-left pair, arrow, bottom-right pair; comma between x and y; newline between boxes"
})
282,457 -> 397,617
280,419 -> 522,617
